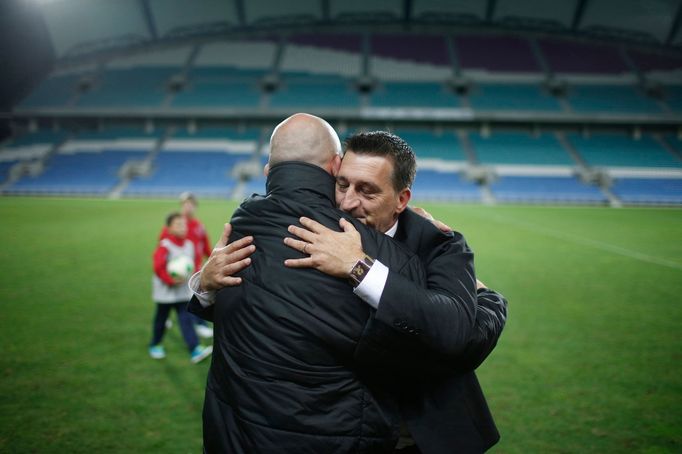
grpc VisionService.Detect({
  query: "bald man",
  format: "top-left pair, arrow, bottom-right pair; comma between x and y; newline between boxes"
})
198,113 -> 430,453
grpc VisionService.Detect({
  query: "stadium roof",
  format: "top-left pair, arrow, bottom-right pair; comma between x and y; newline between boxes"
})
32,0 -> 682,60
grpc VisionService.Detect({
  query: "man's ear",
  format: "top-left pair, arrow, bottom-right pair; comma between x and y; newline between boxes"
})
263,163 -> 269,176
329,154 -> 342,177
396,188 -> 411,214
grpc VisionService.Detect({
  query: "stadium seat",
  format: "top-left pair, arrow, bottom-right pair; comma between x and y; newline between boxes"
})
469,132 -> 574,165
610,178 -> 682,204
568,133 -> 680,168
468,84 -> 561,112
370,82 -> 460,108
411,170 -> 481,202
490,175 -> 607,203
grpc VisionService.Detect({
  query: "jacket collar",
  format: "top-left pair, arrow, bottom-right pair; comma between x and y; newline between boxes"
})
266,161 -> 336,205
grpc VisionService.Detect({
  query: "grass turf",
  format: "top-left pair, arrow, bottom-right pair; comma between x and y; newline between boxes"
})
0,197 -> 680,453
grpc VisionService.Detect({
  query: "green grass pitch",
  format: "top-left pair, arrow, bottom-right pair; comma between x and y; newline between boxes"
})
0,197 -> 680,453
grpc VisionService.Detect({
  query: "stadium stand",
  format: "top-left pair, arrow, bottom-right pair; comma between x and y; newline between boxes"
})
455,35 -> 540,73
469,132 -> 574,166
490,175 -> 607,204
468,84 -> 562,111
18,73 -> 82,109
269,74 -> 361,109
77,47 -> 191,108
567,133 -> 681,168
538,38 -> 629,74
7,8 -> 682,206
566,85 -> 662,114
370,82 -> 460,108
395,129 -> 466,161
124,126 -> 260,198
4,127 -> 158,195
412,170 -> 481,202
610,177 -> 682,204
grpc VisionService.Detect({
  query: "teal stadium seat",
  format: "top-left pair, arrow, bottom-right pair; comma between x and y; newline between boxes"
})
469,84 -> 561,111
567,85 -> 661,114
470,132 -> 574,165
394,129 -> 465,161
568,133 -> 681,168
77,68 -> 176,108
270,74 -> 360,109
370,82 -> 460,108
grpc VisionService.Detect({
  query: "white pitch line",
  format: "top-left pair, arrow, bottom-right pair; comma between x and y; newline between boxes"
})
480,212 -> 682,272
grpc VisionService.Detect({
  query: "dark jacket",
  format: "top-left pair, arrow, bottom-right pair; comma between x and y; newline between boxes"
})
200,162 -> 427,453
355,208 -> 507,453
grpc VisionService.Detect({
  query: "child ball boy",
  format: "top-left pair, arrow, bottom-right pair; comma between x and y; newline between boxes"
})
149,212 -> 212,364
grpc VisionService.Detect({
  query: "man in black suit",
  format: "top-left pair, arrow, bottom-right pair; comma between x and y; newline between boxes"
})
193,130 -> 507,452
282,131 -> 505,453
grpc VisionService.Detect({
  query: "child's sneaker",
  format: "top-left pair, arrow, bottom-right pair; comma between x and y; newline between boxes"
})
195,324 -> 213,338
149,345 -> 166,359
190,345 -> 213,364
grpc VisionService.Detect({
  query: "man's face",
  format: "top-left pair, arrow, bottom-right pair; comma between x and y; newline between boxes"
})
335,150 -> 410,233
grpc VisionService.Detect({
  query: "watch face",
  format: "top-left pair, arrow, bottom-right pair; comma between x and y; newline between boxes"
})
352,264 -> 367,279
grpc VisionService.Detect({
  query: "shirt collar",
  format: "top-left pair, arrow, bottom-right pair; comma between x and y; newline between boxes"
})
385,220 -> 399,238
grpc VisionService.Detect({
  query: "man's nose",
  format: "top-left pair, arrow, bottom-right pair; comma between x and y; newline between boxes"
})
340,189 -> 360,211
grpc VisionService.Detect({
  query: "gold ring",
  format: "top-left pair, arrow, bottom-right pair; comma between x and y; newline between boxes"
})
303,243 -> 308,254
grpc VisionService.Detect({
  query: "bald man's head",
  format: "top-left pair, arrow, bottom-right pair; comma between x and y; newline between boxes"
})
268,113 -> 342,174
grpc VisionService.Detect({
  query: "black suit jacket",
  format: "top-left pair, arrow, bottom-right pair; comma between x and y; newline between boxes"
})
355,208 -> 506,453
193,162 -> 429,453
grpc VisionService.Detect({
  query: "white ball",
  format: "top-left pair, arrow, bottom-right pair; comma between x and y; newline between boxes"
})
167,255 -> 194,280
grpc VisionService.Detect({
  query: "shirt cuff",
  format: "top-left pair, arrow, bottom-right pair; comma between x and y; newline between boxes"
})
188,271 -> 216,308
352,260 -> 388,309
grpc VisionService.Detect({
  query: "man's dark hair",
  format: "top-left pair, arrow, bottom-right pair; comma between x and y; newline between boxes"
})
344,131 -> 417,192
166,211 -> 182,227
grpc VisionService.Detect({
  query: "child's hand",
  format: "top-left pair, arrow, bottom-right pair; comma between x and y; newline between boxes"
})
172,277 -> 186,286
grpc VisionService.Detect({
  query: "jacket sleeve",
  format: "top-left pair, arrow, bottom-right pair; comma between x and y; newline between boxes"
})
453,287 -> 508,372
187,294 -> 215,322
153,245 -> 175,286
373,231 -> 477,357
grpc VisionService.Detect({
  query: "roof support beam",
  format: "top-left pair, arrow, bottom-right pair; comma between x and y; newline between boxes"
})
403,0 -> 413,24
666,0 -> 682,45
234,0 -> 247,28
139,0 -> 158,40
321,0 -> 330,22
486,0 -> 497,22
572,0 -> 589,31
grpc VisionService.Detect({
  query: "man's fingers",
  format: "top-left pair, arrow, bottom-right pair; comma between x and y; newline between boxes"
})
339,217 -> 358,233
284,257 -> 315,268
287,224 -> 316,243
215,223 -> 232,249
220,257 -> 252,276
219,276 -> 243,287
224,236 -> 254,254
226,244 -> 256,262
283,237 -> 309,254
412,206 -> 434,221
299,217 -> 328,234
434,220 -> 452,233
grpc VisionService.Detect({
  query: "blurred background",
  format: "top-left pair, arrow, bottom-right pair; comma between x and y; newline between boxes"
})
0,1 -> 681,453
1,0 -> 681,203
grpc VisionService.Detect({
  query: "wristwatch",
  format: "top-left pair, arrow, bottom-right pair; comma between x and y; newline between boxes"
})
348,255 -> 375,287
